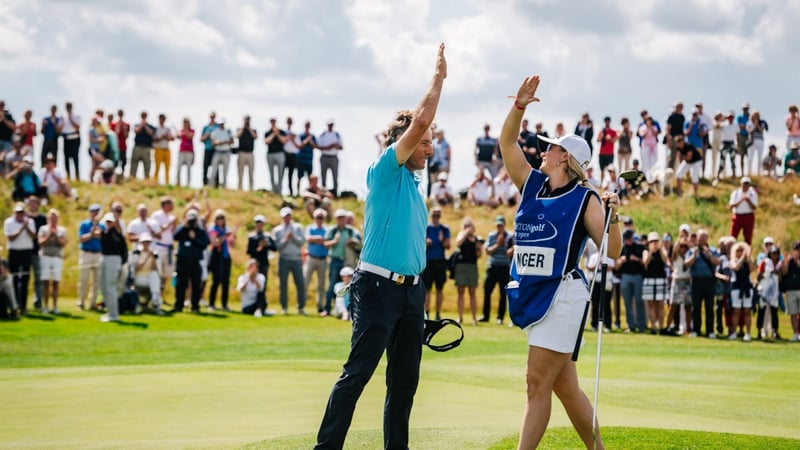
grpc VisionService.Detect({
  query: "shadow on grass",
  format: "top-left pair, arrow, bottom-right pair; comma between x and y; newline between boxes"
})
115,320 -> 148,329
51,311 -> 85,320
23,313 -> 56,322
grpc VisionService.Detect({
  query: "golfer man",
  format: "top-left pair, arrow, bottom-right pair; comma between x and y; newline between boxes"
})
315,43 -> 447,450
498,75 -> 621,449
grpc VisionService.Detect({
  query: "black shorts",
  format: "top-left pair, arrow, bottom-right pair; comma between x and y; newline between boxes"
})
422,259 -> 447,290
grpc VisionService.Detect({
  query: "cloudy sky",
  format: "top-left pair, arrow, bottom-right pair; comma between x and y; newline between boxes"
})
2,0 -> 798,194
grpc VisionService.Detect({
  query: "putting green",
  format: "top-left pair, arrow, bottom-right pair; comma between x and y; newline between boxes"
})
1,307 -> 799,448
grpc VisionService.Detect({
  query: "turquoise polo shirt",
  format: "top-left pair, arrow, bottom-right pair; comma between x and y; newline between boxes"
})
360,144 -> 427,275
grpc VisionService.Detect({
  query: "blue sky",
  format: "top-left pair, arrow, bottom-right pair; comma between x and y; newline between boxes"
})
1,0 -> 798,194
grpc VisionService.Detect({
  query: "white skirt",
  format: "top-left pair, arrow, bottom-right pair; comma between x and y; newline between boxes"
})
525,276 -> 588,353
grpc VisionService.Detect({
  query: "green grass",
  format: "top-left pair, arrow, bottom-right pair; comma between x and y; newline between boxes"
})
1,304 -> 800,449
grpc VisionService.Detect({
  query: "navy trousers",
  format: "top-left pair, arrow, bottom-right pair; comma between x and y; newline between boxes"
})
315,270 -> 425,450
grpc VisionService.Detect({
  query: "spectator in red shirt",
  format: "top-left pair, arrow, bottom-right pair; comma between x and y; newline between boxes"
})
110,110 -> 130,174
596,116 -> 617,172
17,110 -> 36,155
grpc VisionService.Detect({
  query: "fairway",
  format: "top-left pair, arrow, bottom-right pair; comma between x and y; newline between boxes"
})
1,306 -> 799,449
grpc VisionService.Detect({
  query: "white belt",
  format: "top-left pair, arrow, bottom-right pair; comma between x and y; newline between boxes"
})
357,261 -> 420,286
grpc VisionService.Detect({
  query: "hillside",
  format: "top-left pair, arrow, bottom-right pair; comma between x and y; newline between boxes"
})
2,174 -> 799,309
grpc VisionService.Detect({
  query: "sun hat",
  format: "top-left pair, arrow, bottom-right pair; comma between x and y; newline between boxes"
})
537,134 -> 592,169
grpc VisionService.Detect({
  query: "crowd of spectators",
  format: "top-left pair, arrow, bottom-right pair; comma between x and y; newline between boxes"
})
0,192 -> 365,322
0,101 -> 346,198
2,98 -> 799,342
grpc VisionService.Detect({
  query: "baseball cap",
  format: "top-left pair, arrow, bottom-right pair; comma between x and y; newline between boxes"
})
253,214 -> 266,223
662,233 -> 672,241
22,155 -> 33,164
326,118 -> 335,125
45,153 -> 56,162
13,202 -> 25,212
334,208 -> 347,218
741,176 -> 751,184
495,215 -> 506,225
437,172 -> 448,181
313,208 -> 327,218
647,231 -> 660,242
218,117 -> 226,124
89,204 -> 102,212
742,102 -> 750,108
339,266 -> 354,277
279,207 -> 293,218
186,209 -> 199,220
791,141 -> 800,150
101,212 -> 116,222
431,206 -> 442,214
623,229 -> 635,240
606,164 -> 617,172
100,159 -> 114,170
537,134 -> 592,169
763,236 -> 775,245
679,224 -> 690,233
139,232 -> 153,242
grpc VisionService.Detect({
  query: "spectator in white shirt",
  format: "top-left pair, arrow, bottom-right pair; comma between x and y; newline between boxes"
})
467,169 -> 497,208
493,167 -> 520,206
238,259 -> 266,317
39,153 -> 71,198
729,176 -> 758,246
130,232 -> 163,314
127,203 -> 161,246
715,112 -> 739,182
430,171 -> 455,206
150,197 -> 177,298
4,202 -> 36,314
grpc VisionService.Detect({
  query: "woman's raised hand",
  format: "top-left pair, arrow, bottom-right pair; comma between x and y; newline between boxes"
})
515,75 -> 541,107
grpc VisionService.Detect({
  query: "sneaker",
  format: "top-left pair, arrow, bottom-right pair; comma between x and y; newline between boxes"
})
689,332 -> 698,338
743,333 -> 752,342
254,309 -> 263,318
282,308 -> 288,315
298,309 -> 307,316
319,311 -> 328,317
711,177 -> 719,187
207,306 -> 216,312
100,314 -> 118,323
708,333 -> 716,339
477,317 -> 489,323
728,333 -> 738,340
41,307 -> 48,314
496,318 -> 503,325
264,310 -> 276,317
51,307 -> 59,315
155,308 -> 165,316
222,306 -> 231,312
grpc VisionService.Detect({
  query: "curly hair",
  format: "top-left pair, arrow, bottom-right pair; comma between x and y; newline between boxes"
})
384,110 -> 415,148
